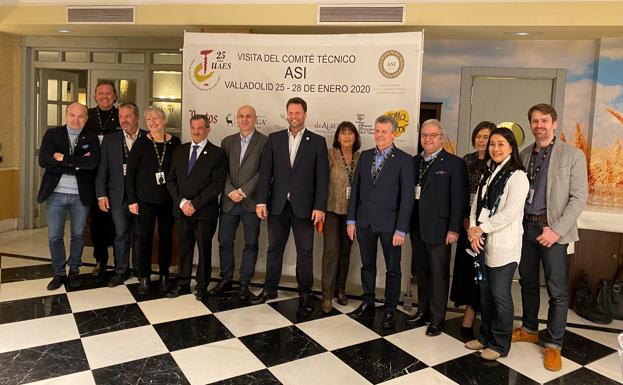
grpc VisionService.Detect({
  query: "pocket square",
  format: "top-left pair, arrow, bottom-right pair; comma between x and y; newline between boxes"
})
81,144 -> 90,149
435,170 -> 447,175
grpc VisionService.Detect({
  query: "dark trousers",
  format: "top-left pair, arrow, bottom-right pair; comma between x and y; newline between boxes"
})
357,225 -> 402,310
176,216 -> 217,290
265,202 -> 314,294
519,221 -> 568,348
217,204 -> 260,286
322,212 -> 352,299
90,202 -> 115,265
478,262 -> 517,356
109,204 -> 140,274
136,200 -> 174,278
411,231 -> 451,325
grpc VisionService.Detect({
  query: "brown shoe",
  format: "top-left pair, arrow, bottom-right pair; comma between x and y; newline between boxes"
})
465,339 -> 486,350
511,327 -> 539,343
321,299 -> 333,314
480,348 -> 501,361
336,289 -> 348,305
543,347 -> 562,371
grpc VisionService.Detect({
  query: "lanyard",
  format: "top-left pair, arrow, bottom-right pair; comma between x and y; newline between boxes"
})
340,150 -> 355,185
371,146 -> 393,180
96,107 -> 113,135
527,137 -> 556,185
122,131 -> 141,162
417,155 -> 437,184
149,134 -> 167,172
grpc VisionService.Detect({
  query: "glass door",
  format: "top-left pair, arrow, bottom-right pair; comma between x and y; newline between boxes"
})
89,69 -> 147,114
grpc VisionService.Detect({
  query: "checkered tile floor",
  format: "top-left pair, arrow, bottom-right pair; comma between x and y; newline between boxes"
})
1,254 -> 622,385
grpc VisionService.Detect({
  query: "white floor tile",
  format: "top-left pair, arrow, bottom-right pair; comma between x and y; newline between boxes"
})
384,327 -> 471,366
0,314 -> 79,353
567,326 -> 622,351
214,303 -> 292,337
296,314 -> 380,351
172,338 -> 265,384
24,371 -> 97,385
498,340 -> 581,383
0,278 -> 65,302
65,285 -> 136,312
270,352 -> 371,385
81,325 -> 168,369
379,367 -> 459,385
1,256 -> 48,268
585,352 -> 623,383
138,294 -> 211,324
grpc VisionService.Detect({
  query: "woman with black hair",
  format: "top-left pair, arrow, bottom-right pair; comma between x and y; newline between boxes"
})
321,121 -> 361,313
464,127 -> 529,361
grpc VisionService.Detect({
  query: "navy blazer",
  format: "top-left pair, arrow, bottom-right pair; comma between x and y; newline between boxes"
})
167,141 -> 227,220
411,149 -> 468,244
95,129 -> 147,209
347,145 -> 415,233
37,125 -> 100,206
257,129 -> 329,218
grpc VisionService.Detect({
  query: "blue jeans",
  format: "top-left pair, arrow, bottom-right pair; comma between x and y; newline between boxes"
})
45,192 -> 89,277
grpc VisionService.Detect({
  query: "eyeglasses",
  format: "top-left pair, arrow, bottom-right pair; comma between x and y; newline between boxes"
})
420,133 -> 443,139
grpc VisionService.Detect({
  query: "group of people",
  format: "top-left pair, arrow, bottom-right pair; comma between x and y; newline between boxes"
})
38,82 -> 587,371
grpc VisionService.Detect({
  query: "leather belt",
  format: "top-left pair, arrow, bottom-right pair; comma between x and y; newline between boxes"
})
524,214 -> 548,226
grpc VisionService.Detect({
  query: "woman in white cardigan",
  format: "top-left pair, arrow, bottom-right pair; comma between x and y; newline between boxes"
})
464,127 -> 529,361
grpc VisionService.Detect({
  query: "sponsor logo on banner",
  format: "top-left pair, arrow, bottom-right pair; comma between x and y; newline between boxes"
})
355,113 -> 374,135
188,49 -> 231,91
384,109 -> 410,137
312,121 -> 338,132
188,108 -> 219,124
378,50 -> 405,79
225,113 -> 234,126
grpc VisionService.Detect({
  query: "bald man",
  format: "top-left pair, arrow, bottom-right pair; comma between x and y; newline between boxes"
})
212,105 -> 267,300
37,102 -> 101,290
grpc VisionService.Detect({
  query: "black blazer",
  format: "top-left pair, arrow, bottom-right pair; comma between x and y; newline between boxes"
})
411,149 -> 468,244
347,145 -> 415,233
37,125 -> 100,206
167,141 -> 227,220
126,134 -> 181,205
257,129 -> 329,218
95,129 -> 147,209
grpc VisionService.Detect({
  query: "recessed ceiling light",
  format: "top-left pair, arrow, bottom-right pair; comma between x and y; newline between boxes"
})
515,32 -> 529,36
58,29 -> 71,33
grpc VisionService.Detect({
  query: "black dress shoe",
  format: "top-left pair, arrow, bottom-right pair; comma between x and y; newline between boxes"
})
382,311 -> 396,329
195,288 -> 209,301
166,285 -> 191,298
426,323 -> 443,337
208,280 -> 233,297
159,275 -> 171,293
137,277 -> 151,295
460,326 -> 475,341
68,270 -> 82,289
107,272 -> 130,288
250,289 -> 278,304
297,294 -> 314,315
92,262 -> 105,277
47,275 -> 66,291
349,302 -> 376,318
406,311 -> 430,327
239,285 -> 252,301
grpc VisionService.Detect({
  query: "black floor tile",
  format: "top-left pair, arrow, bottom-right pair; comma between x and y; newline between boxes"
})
126,280 -> 171,302
0,294 -> 72,325
200,285 -> 259,313
208,369 -> 283,385
333,338 -> 426,384
73,303 -> 150,337
349,305 -> 417,336
64,271 -> 114,292
239,325 -> 326,367
153,314 -> 234,351
538,329 -> 617,366
0,339 -> 89,385
434,352 -> 539,385
443,314 -> 482,342
91,353 -> 190,385
268,296 -> 341,324
545,367 -> 621,385
0,264 -> 53,283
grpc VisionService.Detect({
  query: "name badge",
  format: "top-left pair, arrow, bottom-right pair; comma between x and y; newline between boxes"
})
478,208 -> 491,223
526,188 -> 535,204
469,192 -> 476,206
415,185 -> 421,200
346,186 -> 351,200
122,163 -> 127,176
155,171 -> 166,185
97,134 -> 104,144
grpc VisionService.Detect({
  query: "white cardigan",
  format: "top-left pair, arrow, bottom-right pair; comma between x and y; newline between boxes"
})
469,159 -> 530,268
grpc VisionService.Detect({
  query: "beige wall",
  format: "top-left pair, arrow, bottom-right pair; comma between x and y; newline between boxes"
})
0,31 -> 20,220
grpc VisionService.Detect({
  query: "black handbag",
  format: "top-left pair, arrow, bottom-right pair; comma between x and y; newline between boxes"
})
597,265 -> 623,320
574,277 -> 613,324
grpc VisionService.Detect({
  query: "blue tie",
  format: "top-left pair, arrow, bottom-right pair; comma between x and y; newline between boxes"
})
188,145 -> 199,175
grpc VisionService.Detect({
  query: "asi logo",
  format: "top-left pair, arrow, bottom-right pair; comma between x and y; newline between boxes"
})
188,50 -> 230,91
384,109 -> 409,137
378,50 -> 405,79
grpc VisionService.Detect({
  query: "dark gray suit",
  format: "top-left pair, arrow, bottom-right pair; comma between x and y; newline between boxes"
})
95,129 -> 146,274
218,130 -> 268,285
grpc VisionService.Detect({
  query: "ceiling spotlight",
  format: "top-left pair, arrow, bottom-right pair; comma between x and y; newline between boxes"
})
58,29 -> 71,33
514,32 -> 529,36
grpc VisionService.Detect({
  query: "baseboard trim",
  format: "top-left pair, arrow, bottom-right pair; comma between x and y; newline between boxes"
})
0,218 -> 18,233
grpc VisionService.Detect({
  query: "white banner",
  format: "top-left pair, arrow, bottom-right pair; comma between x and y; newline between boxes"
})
182,32 -> 424,153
